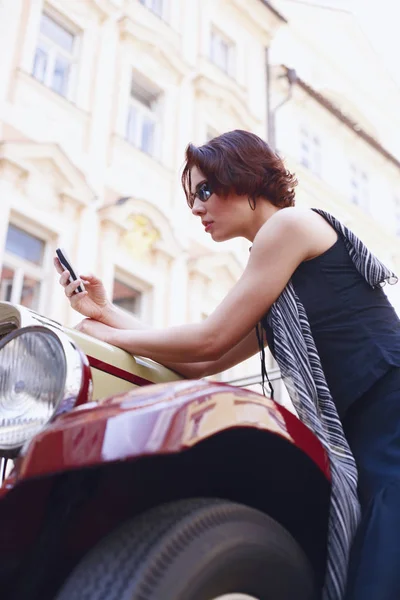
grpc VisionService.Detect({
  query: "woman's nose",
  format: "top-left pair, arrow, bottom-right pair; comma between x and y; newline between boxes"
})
191,198 -> 206,216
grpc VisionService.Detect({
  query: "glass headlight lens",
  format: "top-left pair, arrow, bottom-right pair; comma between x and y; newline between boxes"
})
0,327 -> 67,453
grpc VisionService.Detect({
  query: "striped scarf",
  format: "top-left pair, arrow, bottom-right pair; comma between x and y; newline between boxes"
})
265,209 -> 398,600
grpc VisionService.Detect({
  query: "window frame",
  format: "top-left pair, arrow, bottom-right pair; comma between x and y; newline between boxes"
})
0,222 -> 51,313
112,278 -> 143,317
299,127 -> 322,176
209,27 -> 235,77
139,0 -> 166,20
126,73 -> 162,158
112,268 -> 152,322
349,163 -> 369,209
32,8 -> 80,101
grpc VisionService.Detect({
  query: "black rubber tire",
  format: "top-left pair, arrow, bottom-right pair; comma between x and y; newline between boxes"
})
56,498 -> 317,600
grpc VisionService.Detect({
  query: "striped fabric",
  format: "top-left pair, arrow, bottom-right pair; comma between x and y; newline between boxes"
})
265,209 -> 398,600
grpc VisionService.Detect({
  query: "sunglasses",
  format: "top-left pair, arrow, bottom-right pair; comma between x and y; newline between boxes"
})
189,181 -> 213,207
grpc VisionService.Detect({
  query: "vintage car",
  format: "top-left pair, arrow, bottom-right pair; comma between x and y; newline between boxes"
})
0,301 -> 330,600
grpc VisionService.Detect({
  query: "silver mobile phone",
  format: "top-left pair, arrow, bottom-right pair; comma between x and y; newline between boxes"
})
56,248 -> 85,294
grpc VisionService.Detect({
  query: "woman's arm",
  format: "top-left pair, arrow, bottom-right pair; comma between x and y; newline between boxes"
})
77,209 -> 311,362
164,327 -> 265,379
92,304 -> 264,379
101,303 -> 150,331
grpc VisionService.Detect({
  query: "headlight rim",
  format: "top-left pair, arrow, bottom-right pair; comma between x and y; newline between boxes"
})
0,324 -> 89,456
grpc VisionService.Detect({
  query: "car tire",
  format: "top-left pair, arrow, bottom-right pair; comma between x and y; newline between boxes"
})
56,498 -> 317,600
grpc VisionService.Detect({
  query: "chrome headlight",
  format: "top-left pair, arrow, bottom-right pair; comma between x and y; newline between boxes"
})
0,325 -> 91,455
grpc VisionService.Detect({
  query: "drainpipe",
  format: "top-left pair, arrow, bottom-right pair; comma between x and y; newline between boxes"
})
265,47 -> 272,145
268,66 -> 297,151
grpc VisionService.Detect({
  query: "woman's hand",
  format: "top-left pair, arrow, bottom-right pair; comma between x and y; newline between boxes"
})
74,318 -> 116,343
54,257 -> 112,322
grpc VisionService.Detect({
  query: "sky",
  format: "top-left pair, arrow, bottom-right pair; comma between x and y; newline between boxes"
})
353,0 -> 400,89
280,1 -> 400,89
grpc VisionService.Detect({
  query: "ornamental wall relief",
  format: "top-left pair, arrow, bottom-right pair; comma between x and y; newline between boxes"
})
121,214 -> 161,258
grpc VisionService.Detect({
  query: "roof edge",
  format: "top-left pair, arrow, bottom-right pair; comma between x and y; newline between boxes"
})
282,66 -> 400,172
260,0 -> 288,23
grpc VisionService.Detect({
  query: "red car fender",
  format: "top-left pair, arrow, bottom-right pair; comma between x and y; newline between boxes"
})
3,380 -> 330,491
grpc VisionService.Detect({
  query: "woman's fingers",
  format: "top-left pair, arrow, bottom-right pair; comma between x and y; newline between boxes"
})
59,269 -> 90,289
71,291 -> 88,302
56,260 -> 99,288
64,279 -> 85,298
79,273 -> 100,285
59,270 -> 70,286
54,257 -> 64,274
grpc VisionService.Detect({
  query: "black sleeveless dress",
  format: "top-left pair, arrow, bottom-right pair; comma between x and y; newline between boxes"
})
261,232 -> 400,599
261,235 -> 400,418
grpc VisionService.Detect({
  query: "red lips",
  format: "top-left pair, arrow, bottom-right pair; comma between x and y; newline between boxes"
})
202,221 -> 214,232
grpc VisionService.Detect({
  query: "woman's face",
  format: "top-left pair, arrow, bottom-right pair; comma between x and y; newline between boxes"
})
189,166 -> 250,242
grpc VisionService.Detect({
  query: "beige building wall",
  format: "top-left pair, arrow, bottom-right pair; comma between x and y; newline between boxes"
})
0,0 -> 399,407
0,0 -> 285,400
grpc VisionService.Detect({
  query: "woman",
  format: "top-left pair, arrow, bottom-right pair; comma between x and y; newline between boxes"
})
55,130 -> 400,600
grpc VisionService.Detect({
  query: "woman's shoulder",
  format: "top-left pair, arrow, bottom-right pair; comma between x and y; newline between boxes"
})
261,207 -> 335,238
270,206 -> 332,226
255,207 -> 311,246
257,207 -> 338,261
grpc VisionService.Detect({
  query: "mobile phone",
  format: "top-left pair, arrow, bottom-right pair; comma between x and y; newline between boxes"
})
56,248 -> 85,294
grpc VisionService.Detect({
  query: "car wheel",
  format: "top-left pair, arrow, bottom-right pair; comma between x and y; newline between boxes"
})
56,498 -> 317,600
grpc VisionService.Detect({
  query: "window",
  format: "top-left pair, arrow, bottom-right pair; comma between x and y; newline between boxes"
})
113,279 -> 143,315
299,128 -> 321,176
126,74 -> 161,156
209,29 -> 235,76
349,164 -> 369,209
139,0 -> 164,18
0,224 -> 46,311
32,12 -> 78,98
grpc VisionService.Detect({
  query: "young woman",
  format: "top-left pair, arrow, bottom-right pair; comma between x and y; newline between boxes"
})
55,130 -> 400,600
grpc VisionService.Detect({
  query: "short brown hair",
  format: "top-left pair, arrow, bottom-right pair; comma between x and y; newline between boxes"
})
181,129 -> 297,208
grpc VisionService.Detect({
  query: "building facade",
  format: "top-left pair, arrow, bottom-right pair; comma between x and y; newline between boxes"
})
0,0 -> 399,404
269,0 -> 400,313
0,0 -> 287,398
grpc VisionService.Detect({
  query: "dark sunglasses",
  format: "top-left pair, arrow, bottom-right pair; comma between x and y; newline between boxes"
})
189,181 -> 213,207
